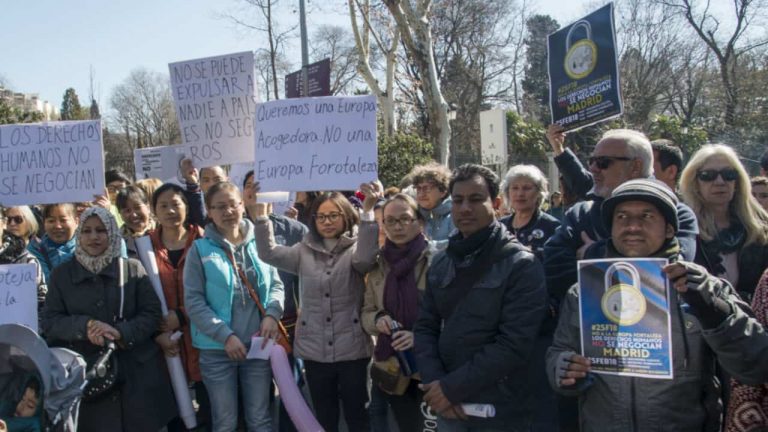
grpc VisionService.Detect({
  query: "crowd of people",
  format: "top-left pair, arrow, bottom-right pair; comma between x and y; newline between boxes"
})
1,128 -> 768,432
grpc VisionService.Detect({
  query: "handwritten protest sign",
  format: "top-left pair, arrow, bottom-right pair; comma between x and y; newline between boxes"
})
170,51 -> 257,167
578,258 -> 673,379
134,145 -> 188,185
547,3 -> 622,131
254,95 -> 378,191
0,120 -> 104,206
0,264 -> 38,331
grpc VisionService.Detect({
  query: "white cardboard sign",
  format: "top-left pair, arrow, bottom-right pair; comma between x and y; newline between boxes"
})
169,51 -> 257,167
0,264 -> 38,332
133,145 -> 188,185
0,120 -> 105,206
253,95 -> 378,192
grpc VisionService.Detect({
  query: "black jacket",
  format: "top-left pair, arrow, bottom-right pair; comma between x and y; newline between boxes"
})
414,223 -> 547,429
42,258 -> 176,432
695,237 -> 768,302
500,209 -> 561,263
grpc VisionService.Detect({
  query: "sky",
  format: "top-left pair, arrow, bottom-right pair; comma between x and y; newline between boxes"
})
0,0 -> 600,114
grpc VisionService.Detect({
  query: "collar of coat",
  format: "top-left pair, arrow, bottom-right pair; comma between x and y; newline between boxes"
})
71,258 -> 120,283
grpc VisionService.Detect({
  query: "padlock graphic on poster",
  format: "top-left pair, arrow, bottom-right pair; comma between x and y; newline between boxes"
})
601,262 -> 647,326
564,20 -> 597,80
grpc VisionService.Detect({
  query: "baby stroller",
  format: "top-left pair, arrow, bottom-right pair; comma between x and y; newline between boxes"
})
0,324 -> 86,432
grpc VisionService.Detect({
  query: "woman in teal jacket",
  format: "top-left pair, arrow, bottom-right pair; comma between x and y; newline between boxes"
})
183,181 -> 284,432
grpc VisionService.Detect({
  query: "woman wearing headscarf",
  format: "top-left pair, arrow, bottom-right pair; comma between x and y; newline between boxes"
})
42,206 -> 176,432
116,186 -> 156,258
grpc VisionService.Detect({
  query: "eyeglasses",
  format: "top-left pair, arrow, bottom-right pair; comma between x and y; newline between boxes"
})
588,156 -> 634,170
5,216 -> 23,225
314,212 -> 342,223
209,202 -> 242,212
383,216 -> 416,228
697,168 -> 738,182
415,184 -> 437,194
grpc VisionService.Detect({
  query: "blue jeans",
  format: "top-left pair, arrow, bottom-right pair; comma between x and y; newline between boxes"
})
199,350 -> 272,432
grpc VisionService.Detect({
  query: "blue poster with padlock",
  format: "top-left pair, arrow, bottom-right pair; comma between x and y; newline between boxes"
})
578,258 -> 673,379
547,3 -> 623,131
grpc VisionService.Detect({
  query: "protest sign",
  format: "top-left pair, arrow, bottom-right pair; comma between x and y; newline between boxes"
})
548,3 -> 622,131
578,258 -> 673,379
229,162 -> 292,205
0,264 -> 38,331
169,51 -> 257,167
0,120 -> 104,206
254,95 -> 378,192
134,145 -> 188,185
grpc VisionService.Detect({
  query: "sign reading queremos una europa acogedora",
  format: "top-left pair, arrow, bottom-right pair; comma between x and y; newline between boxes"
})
547,2 -> 623,131
578,258 -> 673,379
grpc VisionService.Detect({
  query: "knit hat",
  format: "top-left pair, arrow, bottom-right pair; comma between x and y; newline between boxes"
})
602,179 -> 679,233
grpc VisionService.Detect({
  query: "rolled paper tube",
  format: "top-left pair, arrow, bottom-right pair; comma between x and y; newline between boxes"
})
135,236 -> 197,429
461,403 -> 496,418
270,344 -> 323,432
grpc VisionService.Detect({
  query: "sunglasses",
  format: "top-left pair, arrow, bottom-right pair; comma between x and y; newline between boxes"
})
697,168 -> 738,182
5,216 -> 23,225
588,156 -> 633,170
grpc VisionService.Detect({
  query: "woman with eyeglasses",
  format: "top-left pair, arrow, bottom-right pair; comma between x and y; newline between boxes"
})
3,206 -> 40,247
0,206 -> 46,322
680,144 -> 768,302
184,181 -> 284,432
361,193 -> 433,431
252,188 -> 380,432
408,163 -> 454,242
116,186 -> 155,258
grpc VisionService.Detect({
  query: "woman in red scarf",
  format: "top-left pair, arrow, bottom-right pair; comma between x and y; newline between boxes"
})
362,193 -> 433,432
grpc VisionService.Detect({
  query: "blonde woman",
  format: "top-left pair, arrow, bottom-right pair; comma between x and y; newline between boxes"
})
680,144 -> 768,301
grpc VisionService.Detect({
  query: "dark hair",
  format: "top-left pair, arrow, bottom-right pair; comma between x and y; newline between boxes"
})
308,192 -> 360,239
243,170 -> 255,189
761,150 -> 768,172
152,183 -> 188,210
105,169 -> 132,185
116,185 -> 149,211
651,139 -> 683,172
43,203 -> 76,219
204,181 -> 241,208
752,176 -> 768,188
381,193 -> 425,222
26,377 -> 40,397
449,164 -> 500,199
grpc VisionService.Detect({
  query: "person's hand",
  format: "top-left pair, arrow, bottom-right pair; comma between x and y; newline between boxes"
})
92,189 -> 111,209
375,315 -> 393,335
546,124 -> 566,155
180,158 -> 199,185
0,418 -> 7,432
87,320 -> 121,345
251,202 -> 270,218
284,206 -> 299,219
420,381 -> 453,415
663,261 -> 709,294
86,323 -> 105,347
576,231 -> 596,260
360,180 -> 384,213
160,311 -> 181,332
391,330 -> 414,351
440,405 -> 467,420
558,353 -> 591,387
224,334 -> 247,361
155,332 -> 180,357
259,316 -> 280,349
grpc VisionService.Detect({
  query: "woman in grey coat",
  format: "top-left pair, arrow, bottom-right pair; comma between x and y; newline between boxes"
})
253,190 -> 379,432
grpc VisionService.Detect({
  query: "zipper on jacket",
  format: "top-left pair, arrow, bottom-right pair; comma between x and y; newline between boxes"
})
630,377 -> 638,431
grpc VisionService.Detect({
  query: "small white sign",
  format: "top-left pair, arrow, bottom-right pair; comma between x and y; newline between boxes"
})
0,120 -> 105,206
479,110 -> 508,166
254,95 -> 378,192
0,264 -> 38,332
133,145 -> 188,185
